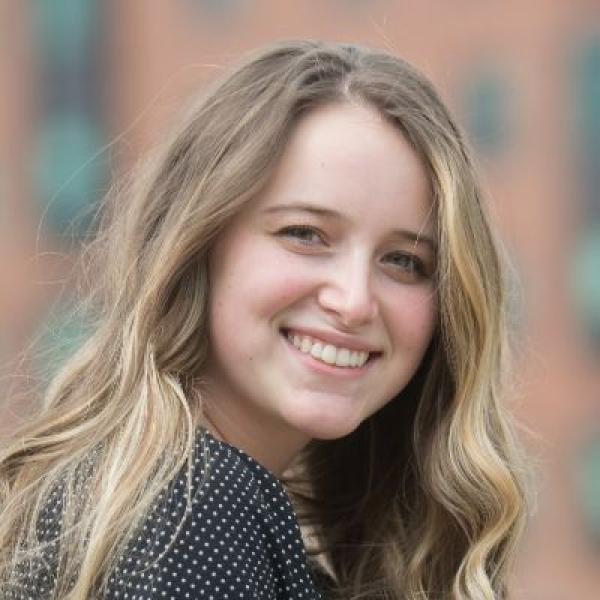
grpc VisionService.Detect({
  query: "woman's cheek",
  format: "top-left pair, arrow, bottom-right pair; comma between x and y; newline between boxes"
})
386,287 -> 437,347
250,252 -> 320,309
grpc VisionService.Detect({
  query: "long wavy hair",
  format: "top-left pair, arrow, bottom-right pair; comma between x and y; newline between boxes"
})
0,40 -> 529,598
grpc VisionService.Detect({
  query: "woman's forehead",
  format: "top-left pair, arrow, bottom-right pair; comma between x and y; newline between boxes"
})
248,103 -> 434,238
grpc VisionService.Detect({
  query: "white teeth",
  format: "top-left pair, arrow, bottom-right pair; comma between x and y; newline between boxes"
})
321,344 -> 337,365
300,337 -> 312,353
285,330 -> 372,369
335,348 -> 350,367
310,341 -> 323,359
351,351 -> 369,367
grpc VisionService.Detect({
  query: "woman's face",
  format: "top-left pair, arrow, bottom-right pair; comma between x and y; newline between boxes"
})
203,102 -> 437,471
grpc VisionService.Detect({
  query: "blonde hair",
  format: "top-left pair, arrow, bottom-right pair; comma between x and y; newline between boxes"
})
1,40 -> 528,598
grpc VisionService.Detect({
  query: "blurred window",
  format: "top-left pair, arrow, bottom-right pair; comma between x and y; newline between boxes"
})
572,38 -> 600,347
34,112 -> 105,237
185,0 -> 242,15
33,0 -> 106,239
573,226 -> 600,345
462,69 -> 511,157
34,0 -> 97,66
577,435 -> 600,544
575,39 -> 600,218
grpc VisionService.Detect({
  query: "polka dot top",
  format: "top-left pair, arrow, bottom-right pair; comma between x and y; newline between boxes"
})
9,431 -> 324,599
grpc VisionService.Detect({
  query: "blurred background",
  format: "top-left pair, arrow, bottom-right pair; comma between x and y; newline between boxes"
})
1,1 -> 599,598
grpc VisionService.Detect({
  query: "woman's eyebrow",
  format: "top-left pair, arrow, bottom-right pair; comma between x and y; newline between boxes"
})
262,202 -> 435,249
394,229 -> 436,250
261,202 -> 340,219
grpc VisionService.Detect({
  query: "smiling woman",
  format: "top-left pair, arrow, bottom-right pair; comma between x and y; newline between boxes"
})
0,41 -> 529,599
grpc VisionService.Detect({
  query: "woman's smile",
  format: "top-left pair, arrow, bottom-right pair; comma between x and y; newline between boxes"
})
281,326 -> 381,367
280,327 -> 380,378
284,330 -> 372,368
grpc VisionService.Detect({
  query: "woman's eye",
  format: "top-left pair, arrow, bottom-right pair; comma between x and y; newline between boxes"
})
384,252 -> 427,279
276,225 -> 325,246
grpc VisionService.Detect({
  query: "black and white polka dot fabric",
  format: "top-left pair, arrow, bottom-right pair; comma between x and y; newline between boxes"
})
106,431 -> 322,599
10,430 -> 323,599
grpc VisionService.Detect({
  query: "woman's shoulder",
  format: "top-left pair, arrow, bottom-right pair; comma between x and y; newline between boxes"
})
107,429 -> 321,598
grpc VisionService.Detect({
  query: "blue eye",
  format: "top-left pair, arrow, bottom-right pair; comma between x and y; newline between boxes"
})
276,225 -> 325,246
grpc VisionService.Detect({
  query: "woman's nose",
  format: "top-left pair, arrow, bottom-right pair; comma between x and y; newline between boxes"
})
317,255 -> 379,328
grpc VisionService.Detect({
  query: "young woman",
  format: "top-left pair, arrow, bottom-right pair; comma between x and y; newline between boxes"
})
0,40 -> 529,599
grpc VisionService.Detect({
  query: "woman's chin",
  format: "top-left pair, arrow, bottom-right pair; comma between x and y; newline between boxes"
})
288,408 -> 365,441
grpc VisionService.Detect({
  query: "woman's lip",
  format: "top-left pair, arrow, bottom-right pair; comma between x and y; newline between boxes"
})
280,326 -> 382,354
